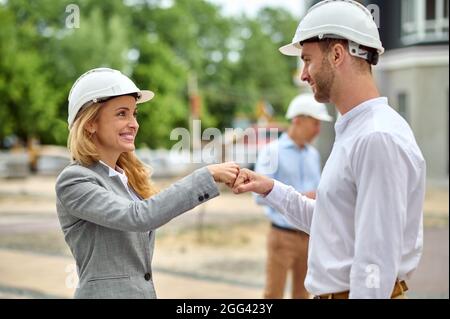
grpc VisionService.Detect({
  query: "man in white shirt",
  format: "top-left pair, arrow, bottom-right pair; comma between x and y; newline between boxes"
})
232,0 -> 426,299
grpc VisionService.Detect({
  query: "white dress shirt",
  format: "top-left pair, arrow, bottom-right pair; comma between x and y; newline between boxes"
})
99,160 -> 141,202
260,97 -> 426,298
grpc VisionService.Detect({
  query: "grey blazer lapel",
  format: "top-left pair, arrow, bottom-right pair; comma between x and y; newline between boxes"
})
88,161 -> 135,200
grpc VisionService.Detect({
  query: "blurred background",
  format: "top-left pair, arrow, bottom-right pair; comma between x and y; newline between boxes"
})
0,0 -> 448,299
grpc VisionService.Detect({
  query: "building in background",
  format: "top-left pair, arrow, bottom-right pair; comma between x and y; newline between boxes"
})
366,0 -> 449,184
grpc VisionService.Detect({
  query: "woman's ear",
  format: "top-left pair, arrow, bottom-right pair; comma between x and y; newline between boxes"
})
85,121 -> 97,135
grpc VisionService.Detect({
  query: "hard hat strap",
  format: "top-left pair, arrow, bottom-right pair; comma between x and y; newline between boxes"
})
300,37 -> 379,65
348,41 -> 379,65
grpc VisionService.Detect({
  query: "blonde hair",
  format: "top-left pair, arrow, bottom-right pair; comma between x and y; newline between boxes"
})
68,103 -> 158,199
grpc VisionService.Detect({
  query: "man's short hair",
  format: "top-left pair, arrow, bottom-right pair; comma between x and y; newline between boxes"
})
304,38 -> 373,73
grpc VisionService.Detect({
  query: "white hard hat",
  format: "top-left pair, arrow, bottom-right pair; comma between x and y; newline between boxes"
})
286,93 -> 333,122
67,68 -> 154,128
279,0 -> 384,65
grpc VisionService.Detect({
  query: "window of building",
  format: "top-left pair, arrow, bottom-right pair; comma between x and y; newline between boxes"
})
397,92 -> 410,123
401,0 -> 449,44
445,0 -> 449,18
427,0 -> 437,20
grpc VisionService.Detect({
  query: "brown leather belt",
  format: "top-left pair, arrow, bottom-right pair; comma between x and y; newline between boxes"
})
314,280 -> 408,299
271,223 -> 305,235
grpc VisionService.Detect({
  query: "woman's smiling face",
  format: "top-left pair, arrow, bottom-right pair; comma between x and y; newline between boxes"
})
89,95 -> 139,159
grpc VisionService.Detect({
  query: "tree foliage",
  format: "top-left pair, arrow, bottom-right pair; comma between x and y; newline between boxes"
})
0,0 -> 299,148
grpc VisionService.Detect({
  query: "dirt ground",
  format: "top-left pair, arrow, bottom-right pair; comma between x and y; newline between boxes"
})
0,175 -> 448,299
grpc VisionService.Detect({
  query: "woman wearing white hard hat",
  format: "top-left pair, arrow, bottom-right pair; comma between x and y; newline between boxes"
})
55,67 -> 239,298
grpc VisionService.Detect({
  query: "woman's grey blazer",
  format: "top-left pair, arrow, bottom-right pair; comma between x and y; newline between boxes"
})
55,161 -> 219,299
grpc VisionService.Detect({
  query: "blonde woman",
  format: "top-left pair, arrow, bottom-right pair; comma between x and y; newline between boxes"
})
56,68 -> 239,298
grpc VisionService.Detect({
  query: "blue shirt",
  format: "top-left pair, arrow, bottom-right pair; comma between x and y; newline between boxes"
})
254,133 -> 321,229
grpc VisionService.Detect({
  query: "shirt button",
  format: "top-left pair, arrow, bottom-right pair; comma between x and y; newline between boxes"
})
198,195 -> 204,202
144,273 -> 151,281
204,193 -> 209,199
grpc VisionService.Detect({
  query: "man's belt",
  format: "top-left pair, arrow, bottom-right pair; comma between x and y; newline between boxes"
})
271,223 -> 307,235
313,280 -> 408,299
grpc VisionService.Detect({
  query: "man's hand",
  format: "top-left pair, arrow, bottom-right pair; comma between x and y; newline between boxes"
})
207,162 -> 240,187
232,168 -> 274,195
304,191 -> 316,199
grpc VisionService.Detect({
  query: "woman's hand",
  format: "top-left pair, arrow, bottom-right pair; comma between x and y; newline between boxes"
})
232,168 -> 274,196
207,162 -> 240,187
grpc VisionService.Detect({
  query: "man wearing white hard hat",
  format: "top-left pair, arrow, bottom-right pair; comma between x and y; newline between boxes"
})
233,0 -> 426,299
56,68 -> 239,298
255,93 -> 332,299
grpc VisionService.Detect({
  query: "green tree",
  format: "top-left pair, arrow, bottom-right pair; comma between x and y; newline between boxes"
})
226,8 -> 299,122
0,5 -> 62,145
0,0 -> 300,148
131,35 -> 189,149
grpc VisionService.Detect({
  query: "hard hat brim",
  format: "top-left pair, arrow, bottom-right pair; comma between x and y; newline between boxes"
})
279,43 -> 301,56
137,90 -> 155,104
313,114 -> 333,122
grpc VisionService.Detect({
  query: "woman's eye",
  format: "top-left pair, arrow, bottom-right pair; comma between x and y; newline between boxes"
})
133,112 -> 138,118
117,111 -> 126,116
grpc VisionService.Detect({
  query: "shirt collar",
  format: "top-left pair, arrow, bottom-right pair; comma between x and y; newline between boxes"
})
334,97 -> 388,136
279,133 -> 309,151
99,160 -> 128,182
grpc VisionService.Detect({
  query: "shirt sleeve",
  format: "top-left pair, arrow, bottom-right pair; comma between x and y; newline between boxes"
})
56,166 -> 219,232
260,180 -> 315,234
349,132 -> 409,299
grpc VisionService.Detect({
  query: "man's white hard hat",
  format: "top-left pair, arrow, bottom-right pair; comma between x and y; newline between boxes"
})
279,0 -> 384,64
286,93 -> 333,122
67,67 -> 154,128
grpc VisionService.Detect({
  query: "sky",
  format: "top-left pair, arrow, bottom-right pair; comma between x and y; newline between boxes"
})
206,0 -> 306,18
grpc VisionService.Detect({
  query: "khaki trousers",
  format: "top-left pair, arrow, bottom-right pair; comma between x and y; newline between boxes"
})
264,225 -> 310,299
